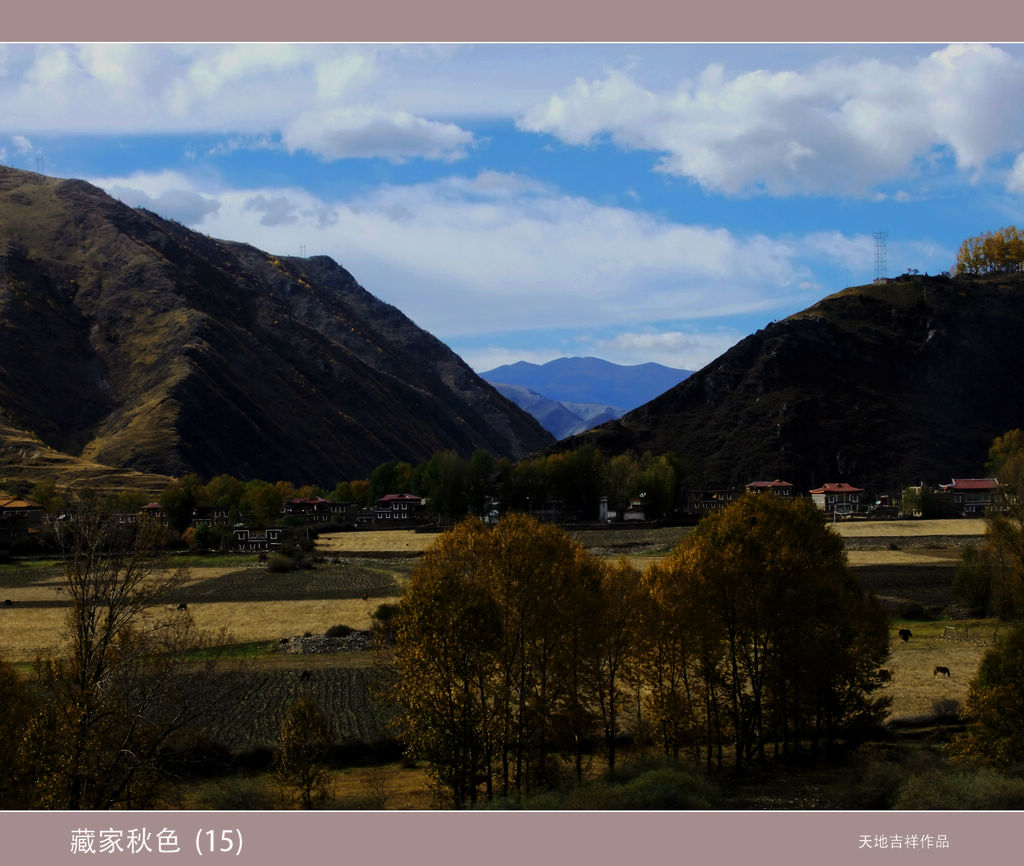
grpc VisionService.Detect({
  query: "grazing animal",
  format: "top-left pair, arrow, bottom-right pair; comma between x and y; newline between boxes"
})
898,628 -> 912,642
299,669 -> 312,682
934,665 -> 951,677
361,594 -> 369,602
876,668 -> 891,682
3,599 -> 13,607
177,602 -> 188,611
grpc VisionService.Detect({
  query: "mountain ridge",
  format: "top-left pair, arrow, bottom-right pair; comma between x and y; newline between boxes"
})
0,166 -> 553,490
487,382 -> 625,440
569,273 -> 1024,493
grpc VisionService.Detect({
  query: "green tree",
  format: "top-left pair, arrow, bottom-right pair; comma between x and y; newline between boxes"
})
241,479 -> 285,526
468,449 -> 496,516
605,453 -> 640,519
369,460 -> 415,503
637,452 -> 681,519
274,693 -> 334,809
27,479 -> 61,513
160,473 -> 206,534
204,474 -> 247,520
420,450 -> 471,521
953,625 -> 1024,766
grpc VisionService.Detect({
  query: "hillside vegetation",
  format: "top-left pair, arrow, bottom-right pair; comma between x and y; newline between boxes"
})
0,166 -> 552,491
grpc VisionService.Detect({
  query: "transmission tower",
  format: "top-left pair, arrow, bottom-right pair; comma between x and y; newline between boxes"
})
873,231 -> 888,283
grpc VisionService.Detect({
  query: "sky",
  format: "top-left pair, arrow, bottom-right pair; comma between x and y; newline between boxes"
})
3,42 -> 1024,373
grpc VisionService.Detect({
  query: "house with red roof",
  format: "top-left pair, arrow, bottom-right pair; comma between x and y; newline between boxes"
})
745,479 -> 794,497
374,493 -> 427,523
281,497 -> 350,523
940,478 -> 999,515
810,482 -> 864,517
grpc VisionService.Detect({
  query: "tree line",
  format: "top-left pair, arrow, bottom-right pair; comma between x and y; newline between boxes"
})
18,444 -> 681,543
385,493 -> 892,808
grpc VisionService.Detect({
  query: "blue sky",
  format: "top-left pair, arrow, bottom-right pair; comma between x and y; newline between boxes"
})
4,43 -> 1024,373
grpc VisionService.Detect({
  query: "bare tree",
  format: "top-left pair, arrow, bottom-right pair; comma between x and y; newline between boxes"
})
25,491 -> 232,809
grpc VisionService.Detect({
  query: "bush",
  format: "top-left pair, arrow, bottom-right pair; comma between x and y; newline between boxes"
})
325,624 -> 354,639
895,767 -> 1024,809
266,554 -> 296,573
898,602 -> 927,620
490,761 -> 719,810
612,767 -> 717,809
931,698 -> 962,723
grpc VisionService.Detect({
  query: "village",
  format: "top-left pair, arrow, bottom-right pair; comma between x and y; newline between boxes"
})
0,475 -> 1002,555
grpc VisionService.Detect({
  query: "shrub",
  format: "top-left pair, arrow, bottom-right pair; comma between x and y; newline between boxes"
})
612,767 -> 717,809
895,767 -> 1024,809
266,554 -> 295,573
899,602 -> 926,620
325,624 -> 354,639
931,698 -> 962,722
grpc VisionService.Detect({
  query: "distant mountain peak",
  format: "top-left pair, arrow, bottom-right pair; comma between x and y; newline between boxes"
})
480,357 -> 691,439
481,356 -> 692,410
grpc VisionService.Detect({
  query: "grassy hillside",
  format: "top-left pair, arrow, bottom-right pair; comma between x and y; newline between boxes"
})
575,272 -> 1024,492
0,166 -> 553,491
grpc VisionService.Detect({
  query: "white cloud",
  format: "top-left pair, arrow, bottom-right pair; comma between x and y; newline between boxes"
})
92,170 -> 222,223
594,329 -> 746,371
519,44 -> 1024,197
0,44 -> 477,161
12,135 -> 33,154
283,108 -> 475,162
88,169 -> 856,344
1008,153 -> 1024,195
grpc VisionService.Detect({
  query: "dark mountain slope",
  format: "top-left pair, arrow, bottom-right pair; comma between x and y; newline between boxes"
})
575,273 -> 1024,493
0,167 -> 552,487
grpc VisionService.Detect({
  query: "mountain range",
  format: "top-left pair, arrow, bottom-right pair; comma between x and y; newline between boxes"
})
0,166 -> 553,491
571,271 -> 1024,494
4,165 -> 1022,501
481,357 -> 692,439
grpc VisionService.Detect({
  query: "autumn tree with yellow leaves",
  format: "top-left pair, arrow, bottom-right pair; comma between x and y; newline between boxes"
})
954,226 -> 1024,275
389,500 -> 891,804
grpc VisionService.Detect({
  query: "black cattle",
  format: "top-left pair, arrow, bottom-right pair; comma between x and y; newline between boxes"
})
876,668 -> 891,682
898,628 -> 912,642
934,665 -> 951,677
3,599 -> 13,607
299,669 -> 312,682
177,602 -> 188,611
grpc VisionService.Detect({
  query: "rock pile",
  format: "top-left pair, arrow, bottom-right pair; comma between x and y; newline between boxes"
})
275,630 -> 376,654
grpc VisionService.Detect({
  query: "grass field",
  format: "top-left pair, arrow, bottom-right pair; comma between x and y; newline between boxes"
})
0,554 -> 412,664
